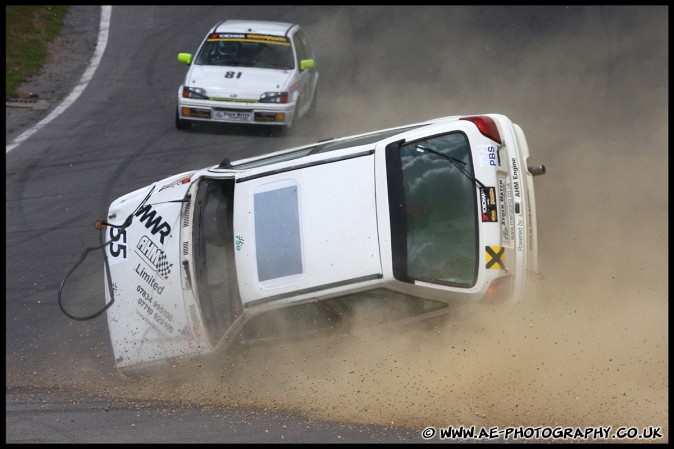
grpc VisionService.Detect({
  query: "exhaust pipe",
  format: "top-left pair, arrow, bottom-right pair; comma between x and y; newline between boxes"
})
528,164 -> 546,176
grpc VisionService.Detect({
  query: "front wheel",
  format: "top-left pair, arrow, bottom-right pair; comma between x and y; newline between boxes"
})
175,106 -> 191,130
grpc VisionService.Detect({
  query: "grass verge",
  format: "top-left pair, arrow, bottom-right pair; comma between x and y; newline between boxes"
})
5,5 -> 69,100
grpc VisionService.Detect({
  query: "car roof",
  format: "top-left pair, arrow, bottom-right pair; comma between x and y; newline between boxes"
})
213,20 -> 296,36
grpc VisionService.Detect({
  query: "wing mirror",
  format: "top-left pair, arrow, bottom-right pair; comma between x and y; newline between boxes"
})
178,53 -> 193,65
300,59 -> 315,71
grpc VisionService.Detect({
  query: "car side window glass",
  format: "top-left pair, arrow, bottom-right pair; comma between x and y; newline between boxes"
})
293,32 -> 307,64
298,29 -> 313,59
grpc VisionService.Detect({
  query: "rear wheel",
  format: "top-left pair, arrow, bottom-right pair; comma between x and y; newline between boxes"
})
175,106 -> 191,130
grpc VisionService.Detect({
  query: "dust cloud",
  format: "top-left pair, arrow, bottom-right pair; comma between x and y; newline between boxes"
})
162,6 -> 669,437
8,5 -> 667,442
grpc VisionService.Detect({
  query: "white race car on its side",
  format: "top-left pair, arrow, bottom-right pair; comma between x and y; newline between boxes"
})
175,20 -> 319,131
102,114 -> 546,374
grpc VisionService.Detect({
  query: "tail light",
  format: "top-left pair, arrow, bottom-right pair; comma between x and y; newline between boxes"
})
460,116 -> 503,144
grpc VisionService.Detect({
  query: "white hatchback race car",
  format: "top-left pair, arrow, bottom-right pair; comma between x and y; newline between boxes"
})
101,114 -> 545,373
175,20 -> 318,131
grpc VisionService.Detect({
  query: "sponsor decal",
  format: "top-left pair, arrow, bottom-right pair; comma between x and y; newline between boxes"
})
134,267 -> 176,335
480,186 -> 498,223
135,263 -> 165,295
136,235 -> 173,279
516,217 -> 525,252
134,204 -> 171,244
246,33 -> 288,43
478,145 -> 498,167
497,177 -> 511,245
527,195 -> 534,251
135,302 -> 174,335
159,174 -> 192,192
210,32 -> 245,40
235,234 -> 245,251
485,246 -> 505,270
512,157 -> 521,199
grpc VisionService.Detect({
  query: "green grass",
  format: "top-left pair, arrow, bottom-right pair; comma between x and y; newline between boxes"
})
5,5 -> 69,100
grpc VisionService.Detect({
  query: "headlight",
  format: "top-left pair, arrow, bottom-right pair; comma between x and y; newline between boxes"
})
259,91 -> 289,104
182,86 -> 209,99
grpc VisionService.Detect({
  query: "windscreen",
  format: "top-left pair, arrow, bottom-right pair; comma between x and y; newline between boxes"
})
195,33 -> 294,69
192,178 -> 242,345
387,132 -> 479,287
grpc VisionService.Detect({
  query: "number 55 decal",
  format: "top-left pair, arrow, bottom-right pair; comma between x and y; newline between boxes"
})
106,226 -> 127,265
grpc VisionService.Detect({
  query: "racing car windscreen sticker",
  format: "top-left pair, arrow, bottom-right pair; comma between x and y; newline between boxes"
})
480,186 -> 498,223
485,245 -> 505,270
207,33 -> 290,46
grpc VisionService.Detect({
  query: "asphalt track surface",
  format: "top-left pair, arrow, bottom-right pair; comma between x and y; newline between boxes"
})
6,6 -> 668,444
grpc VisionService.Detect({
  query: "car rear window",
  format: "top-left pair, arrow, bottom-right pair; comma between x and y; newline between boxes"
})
387,132 -> 480,287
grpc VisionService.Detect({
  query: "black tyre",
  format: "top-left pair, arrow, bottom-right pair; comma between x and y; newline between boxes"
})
175,107 -> 191,130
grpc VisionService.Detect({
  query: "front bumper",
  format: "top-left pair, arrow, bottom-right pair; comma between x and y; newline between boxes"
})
178,98 -> 296,126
